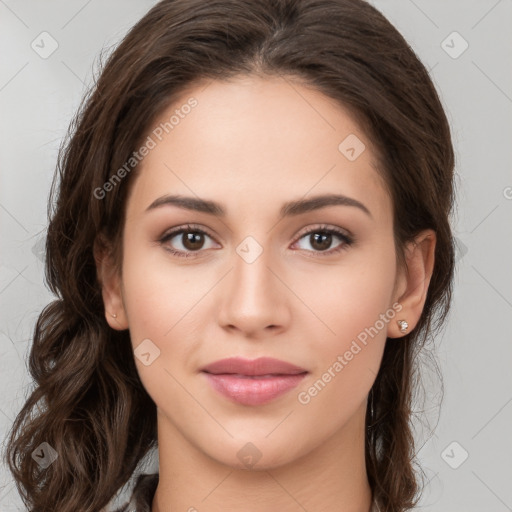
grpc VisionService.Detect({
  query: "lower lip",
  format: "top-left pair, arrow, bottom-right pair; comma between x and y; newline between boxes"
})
202,372 -> 307,406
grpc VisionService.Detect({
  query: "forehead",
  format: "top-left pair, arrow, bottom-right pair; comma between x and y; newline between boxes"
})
127,75 -> 391,222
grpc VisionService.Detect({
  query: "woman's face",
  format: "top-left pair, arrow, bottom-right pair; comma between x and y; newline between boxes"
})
101,75 -> 420,469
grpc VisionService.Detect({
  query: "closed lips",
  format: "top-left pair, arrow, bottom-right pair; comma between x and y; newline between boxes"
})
201,357 -> 309,406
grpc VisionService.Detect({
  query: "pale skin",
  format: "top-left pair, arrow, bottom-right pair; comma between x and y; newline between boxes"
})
95,75 -> 436,512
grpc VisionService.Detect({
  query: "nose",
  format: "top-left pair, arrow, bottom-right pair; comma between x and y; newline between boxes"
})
217,243 -> 291,338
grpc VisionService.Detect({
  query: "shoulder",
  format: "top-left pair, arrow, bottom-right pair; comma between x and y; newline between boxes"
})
111,473 -> 159,512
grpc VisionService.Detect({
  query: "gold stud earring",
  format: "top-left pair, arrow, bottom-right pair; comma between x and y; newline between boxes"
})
397,320 -> 408,333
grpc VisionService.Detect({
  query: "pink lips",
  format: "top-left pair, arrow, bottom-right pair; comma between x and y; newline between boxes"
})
201,357 -> 308,406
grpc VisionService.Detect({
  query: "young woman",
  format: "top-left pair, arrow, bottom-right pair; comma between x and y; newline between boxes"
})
5,0 -> 455,511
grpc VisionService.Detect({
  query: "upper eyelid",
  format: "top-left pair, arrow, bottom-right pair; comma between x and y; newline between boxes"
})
295,224 -> 352,239
160,224 -> 217,241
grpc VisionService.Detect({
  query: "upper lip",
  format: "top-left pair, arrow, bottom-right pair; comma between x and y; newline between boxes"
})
201,357 -> 308,376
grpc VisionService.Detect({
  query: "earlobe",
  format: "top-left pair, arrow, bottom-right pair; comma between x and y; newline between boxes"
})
389,230 -> 436,338
93,237 -> 129,330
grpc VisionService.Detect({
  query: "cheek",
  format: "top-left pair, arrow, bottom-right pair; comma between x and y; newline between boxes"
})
294,242 -> 397,397
298,247 -> 397,347
120,240 -> 200,338
119,242 -> 207,389
119,254 -> 193,410
295,273 -> 395,431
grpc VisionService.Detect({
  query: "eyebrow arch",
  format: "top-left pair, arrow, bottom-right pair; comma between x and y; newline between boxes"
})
145,193 -> 372,218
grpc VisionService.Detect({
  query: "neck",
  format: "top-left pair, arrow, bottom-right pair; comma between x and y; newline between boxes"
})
152,404 -> 373,512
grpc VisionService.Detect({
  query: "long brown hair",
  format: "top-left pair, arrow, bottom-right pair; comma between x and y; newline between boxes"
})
5,1 -> 455,510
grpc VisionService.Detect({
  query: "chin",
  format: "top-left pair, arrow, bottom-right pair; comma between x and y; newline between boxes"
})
205,438 -> 304,472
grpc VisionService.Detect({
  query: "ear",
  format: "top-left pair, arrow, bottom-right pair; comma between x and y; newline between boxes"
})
388,229 -> 436,338
93,236 -> 129,330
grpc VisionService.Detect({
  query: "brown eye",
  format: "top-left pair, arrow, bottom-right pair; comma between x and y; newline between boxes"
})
181,231 -> 206,251
293,226 -> 354,256
159,225 -> 218,258
309,232 -> 333,252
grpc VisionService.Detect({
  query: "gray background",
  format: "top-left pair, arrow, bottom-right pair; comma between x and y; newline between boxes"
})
1,1 -> 511,510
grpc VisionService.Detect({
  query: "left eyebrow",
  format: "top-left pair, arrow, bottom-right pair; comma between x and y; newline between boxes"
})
145,193 -> 372,219
145,195 -> 225,216
280,193 -> 372,218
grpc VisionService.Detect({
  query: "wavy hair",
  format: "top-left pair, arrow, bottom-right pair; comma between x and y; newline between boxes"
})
5,0 -> 455,510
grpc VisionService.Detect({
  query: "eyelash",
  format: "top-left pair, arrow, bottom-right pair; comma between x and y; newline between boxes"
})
158,223 -> 354,259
